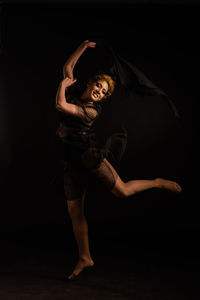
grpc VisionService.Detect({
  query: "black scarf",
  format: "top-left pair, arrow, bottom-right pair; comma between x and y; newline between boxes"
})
94,39 -> 180,118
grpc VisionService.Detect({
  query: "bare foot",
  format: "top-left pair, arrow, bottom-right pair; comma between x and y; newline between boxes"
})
155,178 -> 182,193
68,257 -> 94,280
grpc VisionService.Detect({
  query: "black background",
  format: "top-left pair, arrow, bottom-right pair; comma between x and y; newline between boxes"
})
1,2 -> 200,243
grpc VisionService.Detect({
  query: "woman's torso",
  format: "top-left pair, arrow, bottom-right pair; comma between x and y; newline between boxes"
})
56,97 -> 100,150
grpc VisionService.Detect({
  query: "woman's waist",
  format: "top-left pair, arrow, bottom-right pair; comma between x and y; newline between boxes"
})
56,122 -> 91,138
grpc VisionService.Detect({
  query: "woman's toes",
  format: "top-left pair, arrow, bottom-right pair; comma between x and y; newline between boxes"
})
68,273 -> 77,280
170,181 -> 182,192
156,178 -> 182,192
67,258 -> 94,280
175,183 -> 182,192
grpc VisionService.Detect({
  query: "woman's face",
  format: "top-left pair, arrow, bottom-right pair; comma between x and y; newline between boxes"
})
84,80 -> 109,102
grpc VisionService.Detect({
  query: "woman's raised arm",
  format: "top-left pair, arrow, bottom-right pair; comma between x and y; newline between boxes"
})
63,40 -> 96,79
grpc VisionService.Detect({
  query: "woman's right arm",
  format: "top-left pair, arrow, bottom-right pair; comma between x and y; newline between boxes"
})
63,40 -> 96,79
56,77 -> 80,116
56,77 -> 98,121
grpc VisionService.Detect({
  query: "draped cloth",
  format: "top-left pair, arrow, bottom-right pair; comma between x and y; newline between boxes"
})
94,39 -> 180,118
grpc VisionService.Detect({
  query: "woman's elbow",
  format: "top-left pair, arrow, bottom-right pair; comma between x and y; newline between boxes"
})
63,65 -> 73,79
56,103 -> 62,111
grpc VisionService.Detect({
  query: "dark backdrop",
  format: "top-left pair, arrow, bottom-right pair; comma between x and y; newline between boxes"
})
1,3 -> 200,242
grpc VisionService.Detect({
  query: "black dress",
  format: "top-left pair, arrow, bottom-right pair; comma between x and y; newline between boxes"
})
56,96 -> 127,200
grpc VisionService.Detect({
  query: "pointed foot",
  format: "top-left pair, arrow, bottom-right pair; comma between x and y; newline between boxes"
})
67,257 -> 94,280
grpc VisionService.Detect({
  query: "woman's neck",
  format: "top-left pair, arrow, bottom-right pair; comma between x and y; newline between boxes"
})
80,95 -> 93,105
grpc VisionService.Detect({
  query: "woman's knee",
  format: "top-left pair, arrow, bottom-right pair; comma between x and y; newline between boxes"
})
67,200 -> 84,220
111,182 -> 129,198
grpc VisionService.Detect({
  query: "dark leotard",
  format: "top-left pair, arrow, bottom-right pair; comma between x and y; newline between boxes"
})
56,96 -> 127,200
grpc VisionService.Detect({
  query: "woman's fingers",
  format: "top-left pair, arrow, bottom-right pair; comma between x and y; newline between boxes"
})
65,77 -> 76,82
83,40 -> 96,48
88,42 -> 96,48
61,77 -> 77,87
89,42 -> 96,48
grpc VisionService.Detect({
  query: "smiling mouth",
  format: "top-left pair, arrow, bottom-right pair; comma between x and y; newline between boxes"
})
92,91 -> 99,99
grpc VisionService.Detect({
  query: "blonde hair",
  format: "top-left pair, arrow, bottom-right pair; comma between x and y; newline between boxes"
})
89,74 -> 115,99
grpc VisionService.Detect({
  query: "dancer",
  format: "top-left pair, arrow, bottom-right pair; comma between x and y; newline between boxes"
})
55,40 -> 182,280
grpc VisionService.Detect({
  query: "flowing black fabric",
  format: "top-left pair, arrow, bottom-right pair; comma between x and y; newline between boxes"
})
94,39 -> 180,118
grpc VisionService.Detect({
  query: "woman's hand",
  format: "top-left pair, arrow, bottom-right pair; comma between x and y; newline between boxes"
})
61,77 -> 77,88
82,40 -> 96,48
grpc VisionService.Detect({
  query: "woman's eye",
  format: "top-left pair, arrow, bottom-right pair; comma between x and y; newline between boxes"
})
96,83 -> 100,87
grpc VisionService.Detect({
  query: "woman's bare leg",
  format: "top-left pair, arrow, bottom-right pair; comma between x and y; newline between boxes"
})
101,159 -> 182,198
67,190 -> 94,279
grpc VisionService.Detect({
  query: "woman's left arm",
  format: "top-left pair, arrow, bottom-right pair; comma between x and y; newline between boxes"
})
63,40 -> 96,79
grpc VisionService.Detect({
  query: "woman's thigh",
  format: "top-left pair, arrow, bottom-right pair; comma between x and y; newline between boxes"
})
91,158 -> 124,191
64,162 -> 88,201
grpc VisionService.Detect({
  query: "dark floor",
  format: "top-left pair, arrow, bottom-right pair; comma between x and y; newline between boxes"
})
0,226 -> 200,300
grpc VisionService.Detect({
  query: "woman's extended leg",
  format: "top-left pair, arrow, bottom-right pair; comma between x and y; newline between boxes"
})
99,159 -> 182,198
67,191 -> 94,279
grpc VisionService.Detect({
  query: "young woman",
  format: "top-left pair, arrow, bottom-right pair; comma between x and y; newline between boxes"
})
55,40 -> 182,280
